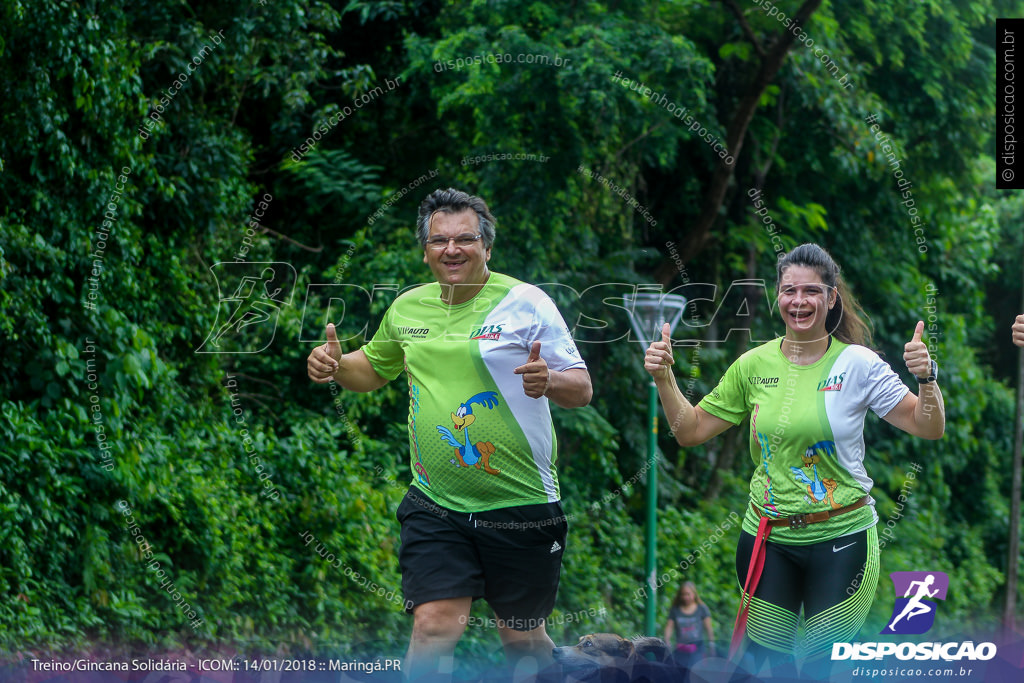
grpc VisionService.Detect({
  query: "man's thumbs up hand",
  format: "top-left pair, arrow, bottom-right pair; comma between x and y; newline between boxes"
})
308,323 -> 343,384
514,341 -> 549,398
325,323 -> 342,361
527,341 -> 541,363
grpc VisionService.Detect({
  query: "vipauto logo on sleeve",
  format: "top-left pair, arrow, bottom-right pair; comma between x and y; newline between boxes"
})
831,571 -> 997,662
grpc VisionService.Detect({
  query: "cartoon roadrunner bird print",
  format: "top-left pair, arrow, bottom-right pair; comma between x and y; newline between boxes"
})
436,391 -> 501,475
790,440 -> 841,509
751,404 -> 780,517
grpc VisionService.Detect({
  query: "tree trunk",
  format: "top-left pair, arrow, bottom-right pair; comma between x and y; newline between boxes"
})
1004,264 -> 1024,635
672,0 -> 824,267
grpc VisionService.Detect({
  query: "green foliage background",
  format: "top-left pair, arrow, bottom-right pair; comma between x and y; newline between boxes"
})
1,0 -> 1022,670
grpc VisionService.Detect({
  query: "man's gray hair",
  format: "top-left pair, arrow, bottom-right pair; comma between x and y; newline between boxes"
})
416,188 -> 496,248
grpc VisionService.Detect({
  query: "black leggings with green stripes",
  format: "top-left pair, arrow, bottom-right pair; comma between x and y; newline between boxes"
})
735,525 -> 879,661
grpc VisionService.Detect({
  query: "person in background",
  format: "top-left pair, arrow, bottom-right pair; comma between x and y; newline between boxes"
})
664,581 -> 716,667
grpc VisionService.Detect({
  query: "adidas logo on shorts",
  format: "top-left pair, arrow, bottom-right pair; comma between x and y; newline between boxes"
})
550,541 -> 562,554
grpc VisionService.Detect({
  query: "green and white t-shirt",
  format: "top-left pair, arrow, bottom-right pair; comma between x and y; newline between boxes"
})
362,272 -> 586,513
698,338 -> 909,544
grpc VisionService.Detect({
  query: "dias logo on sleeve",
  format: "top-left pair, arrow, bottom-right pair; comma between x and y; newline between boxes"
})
881,571 -> 948,635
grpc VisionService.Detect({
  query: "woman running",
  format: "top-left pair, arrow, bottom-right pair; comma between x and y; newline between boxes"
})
644,243 -> 944,675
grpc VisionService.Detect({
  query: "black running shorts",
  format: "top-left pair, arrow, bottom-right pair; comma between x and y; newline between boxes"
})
397,487 -> 568,631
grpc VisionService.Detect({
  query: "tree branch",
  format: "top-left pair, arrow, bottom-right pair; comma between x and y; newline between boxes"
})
678,0 -> 823,264
721,0 -> 766,58
237,392 -> 285,421
615,120 -> 669,160
259,225 -> 324,253
230,372 -> 284,391
752,81 -> 787,189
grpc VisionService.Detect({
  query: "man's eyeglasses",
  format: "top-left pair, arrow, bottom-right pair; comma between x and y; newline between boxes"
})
425,233 -> 483,250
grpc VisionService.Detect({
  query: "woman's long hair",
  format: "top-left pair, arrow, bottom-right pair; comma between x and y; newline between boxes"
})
670,581 -> 705,609
776,243 -> 873,348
